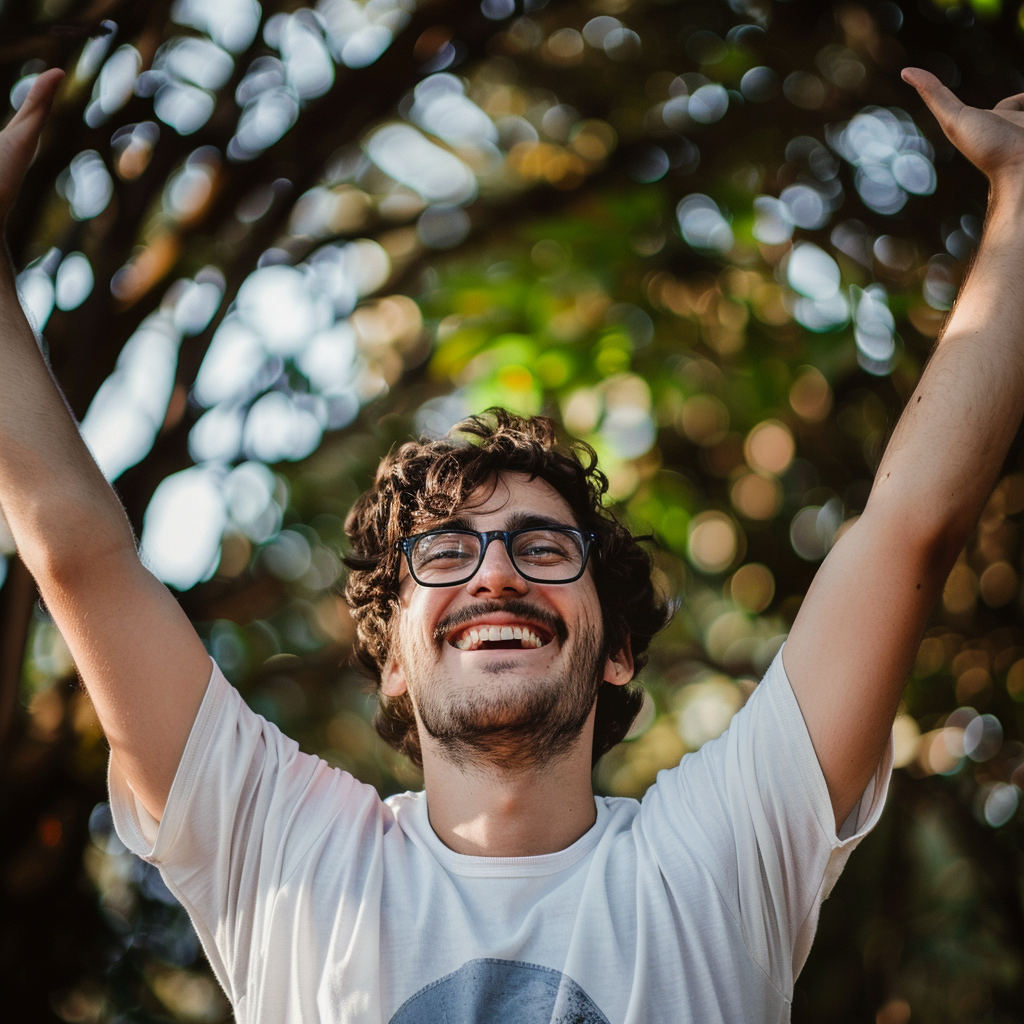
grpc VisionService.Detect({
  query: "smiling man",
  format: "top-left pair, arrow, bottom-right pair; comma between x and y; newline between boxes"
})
344,419 -> 660,852
5,66 -> 1024,1023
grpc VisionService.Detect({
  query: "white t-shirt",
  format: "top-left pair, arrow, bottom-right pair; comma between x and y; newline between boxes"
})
110,650 -> 892,1024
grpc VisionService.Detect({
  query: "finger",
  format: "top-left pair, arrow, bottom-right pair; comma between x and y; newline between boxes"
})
994,93 -> 1024,112
901,67 -> 965,131
0,69 -> 64,217
6,68 -> 64,135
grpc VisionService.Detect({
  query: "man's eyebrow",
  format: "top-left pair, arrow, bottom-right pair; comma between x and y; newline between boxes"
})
430,515 -> 474,532
504,511 -> 576,531
426,512 -> 578,532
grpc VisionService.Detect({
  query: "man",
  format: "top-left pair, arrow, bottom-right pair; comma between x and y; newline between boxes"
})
1,65 -> 1022,1021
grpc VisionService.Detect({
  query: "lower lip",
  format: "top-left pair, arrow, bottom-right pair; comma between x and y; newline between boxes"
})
448,642 -> 553,654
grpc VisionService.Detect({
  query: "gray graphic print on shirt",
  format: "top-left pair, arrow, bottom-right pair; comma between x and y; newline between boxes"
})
389,958 -> 611,1023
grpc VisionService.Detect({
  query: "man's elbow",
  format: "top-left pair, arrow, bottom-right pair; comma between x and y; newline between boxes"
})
20,504 -> 138,598
858,498 -> 964,584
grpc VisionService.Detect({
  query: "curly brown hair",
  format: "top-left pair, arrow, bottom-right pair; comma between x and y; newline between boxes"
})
343,408 -> 671,768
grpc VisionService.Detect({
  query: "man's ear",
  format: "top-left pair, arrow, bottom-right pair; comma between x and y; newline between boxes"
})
603,636 -> 634,687
381,655 -> 408,698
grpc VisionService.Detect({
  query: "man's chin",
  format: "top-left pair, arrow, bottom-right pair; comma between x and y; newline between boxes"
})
417,673 -> 599,770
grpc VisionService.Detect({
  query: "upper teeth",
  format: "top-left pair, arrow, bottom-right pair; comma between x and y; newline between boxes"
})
453,625 -> 545,651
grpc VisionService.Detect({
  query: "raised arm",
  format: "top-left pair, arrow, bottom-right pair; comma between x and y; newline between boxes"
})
0,72 -> 210,819
783,69 -> 1024,827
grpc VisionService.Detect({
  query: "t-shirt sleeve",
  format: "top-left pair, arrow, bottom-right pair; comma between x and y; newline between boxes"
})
638,646 -> 893,996
108,659 -> 383,1007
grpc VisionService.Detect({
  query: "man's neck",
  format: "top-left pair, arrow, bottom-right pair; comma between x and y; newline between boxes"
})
420,733 -> 599,858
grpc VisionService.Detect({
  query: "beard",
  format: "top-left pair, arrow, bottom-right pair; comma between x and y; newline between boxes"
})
400,600 -> 606,774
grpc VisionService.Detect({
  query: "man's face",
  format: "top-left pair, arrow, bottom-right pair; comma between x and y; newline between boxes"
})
382,472 -> 631,771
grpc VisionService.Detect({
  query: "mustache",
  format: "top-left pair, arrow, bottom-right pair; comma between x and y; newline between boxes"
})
432,599 -> 569,647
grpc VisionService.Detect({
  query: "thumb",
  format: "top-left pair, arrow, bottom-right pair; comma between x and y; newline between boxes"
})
901,67 -> 964,133
6,68 -> 64,138
0,68 -> 63,218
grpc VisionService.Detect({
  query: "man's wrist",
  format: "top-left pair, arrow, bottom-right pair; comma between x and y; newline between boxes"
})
985,174 -> 1024,235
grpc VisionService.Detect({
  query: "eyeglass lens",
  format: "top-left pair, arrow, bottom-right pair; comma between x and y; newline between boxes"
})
409,529 -> 585,584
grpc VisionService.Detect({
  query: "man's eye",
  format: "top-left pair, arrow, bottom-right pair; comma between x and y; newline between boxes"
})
515,533 -> 575,561
416,536 -> 477,566
521,544 -> 567,558
423,547 -> 470,562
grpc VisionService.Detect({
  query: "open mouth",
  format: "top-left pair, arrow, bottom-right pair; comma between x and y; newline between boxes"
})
449,623 -> 553,652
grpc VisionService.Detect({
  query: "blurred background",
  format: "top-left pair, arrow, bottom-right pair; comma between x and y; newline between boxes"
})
1,0 -> 1024,1019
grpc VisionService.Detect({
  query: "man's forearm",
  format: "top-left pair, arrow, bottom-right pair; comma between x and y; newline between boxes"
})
869,182 -> 1024,561
0,259 -> 135,578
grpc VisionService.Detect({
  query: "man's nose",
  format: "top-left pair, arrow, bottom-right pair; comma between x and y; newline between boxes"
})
467,538 -> 528,596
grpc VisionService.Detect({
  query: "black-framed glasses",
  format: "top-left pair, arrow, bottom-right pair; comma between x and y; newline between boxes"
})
398,527 -> 595,587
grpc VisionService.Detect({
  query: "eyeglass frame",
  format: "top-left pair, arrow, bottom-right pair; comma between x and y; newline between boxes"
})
397,526 -> 596,588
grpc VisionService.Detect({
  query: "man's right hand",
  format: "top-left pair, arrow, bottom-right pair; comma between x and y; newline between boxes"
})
0,69 -> 63,224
